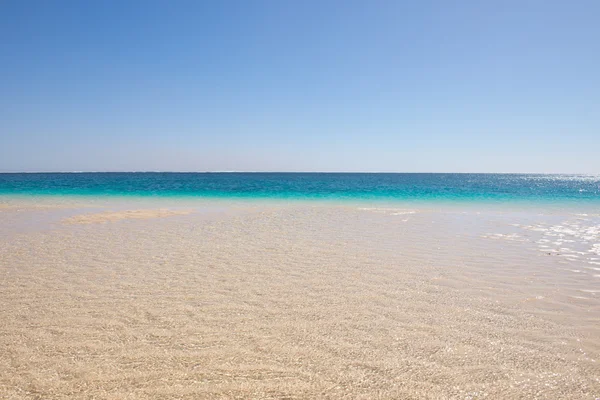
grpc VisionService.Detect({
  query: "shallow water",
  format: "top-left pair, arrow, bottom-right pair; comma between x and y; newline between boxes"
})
1,199 -> 599,399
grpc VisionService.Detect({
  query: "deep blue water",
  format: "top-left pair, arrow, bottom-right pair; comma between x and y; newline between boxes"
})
0,173 -> 599,204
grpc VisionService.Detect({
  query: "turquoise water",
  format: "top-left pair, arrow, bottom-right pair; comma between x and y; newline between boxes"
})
0,173 -> 599,205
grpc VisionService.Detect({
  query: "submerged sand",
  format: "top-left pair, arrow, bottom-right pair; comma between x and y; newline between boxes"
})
64,209 -> 194,224
0,201 -> 599,399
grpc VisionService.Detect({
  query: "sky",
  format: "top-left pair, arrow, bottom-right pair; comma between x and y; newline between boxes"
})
1,0 -> 599,173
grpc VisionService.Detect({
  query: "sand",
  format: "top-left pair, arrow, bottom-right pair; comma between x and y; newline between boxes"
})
0,201 -> 599,399
64,209 -> 194,224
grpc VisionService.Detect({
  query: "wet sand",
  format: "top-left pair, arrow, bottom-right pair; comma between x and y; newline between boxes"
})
1,200 -> 599,399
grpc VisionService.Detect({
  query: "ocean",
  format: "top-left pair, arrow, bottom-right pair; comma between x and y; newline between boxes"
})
1,172 -> 599,398
1,172 -> 599,204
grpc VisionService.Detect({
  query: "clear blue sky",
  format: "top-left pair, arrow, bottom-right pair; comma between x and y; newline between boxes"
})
1,0 -> 598,173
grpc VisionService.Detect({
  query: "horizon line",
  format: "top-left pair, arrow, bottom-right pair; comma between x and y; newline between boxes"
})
0,171 -> 598,175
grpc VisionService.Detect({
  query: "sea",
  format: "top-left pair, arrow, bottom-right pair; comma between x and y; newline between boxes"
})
1,172 -> 599,205
1,172 -> 600,397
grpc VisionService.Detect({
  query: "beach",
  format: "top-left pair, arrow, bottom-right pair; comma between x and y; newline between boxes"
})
3,0 -> 599,395
1,198 -> 599,399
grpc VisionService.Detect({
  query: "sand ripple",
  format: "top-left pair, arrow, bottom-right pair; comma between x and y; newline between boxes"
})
1,202 -> 599,399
